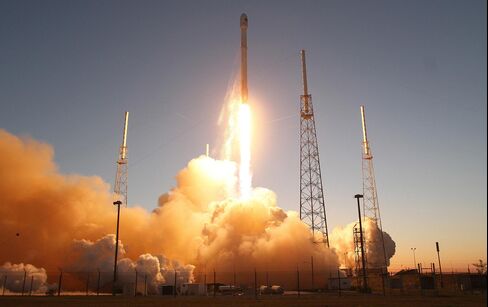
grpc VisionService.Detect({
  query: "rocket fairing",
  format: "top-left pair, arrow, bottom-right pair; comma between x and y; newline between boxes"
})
240,13 -> 248,104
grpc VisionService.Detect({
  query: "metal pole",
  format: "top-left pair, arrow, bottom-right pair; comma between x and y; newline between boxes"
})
57,270 -> 62,296
355,194 -> 368,291
113,200 -> 122,294
381,269 -> 386,296
134,269 -> 138,297
174,270 -> 177,297
254,268 -> 257,299
213,269 -> 216,297
435,242 -> 443,288
311,255 -> 314,291
96,269 -> 101,296
233,267 -> 236,287
2,275 -> 7,296
432,263 -> 436,290
297,265 -> 300,296
338,269 -> 341,296
86,273 -> 90,296
29,275 -> 33,296
144,274 -> 147,296
21,269 -> 26,296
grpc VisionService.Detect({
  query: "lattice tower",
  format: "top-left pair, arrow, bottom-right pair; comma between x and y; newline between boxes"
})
299,50 -> 329,247
114,112 -> 129,206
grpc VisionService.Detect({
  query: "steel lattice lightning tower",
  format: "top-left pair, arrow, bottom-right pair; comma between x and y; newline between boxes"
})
114,111 -> 129,206
299,50 -> 329,247
360,105 -> 387,268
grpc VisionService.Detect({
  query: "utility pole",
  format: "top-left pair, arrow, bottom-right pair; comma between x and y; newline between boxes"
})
355,194 -> 368,291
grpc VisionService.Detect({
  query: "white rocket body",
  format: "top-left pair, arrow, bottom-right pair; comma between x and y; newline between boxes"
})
240,13 -> 248,103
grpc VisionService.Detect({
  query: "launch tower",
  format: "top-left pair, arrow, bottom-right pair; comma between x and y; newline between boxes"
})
360,105 -> 387,268
299,50 -> 329,247
114,112 -> 129,206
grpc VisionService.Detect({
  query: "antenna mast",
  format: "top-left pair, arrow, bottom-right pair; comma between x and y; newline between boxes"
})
299,50 -> 329,247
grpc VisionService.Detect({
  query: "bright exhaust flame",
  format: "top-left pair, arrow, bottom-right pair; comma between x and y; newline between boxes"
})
238,103 -> 252,198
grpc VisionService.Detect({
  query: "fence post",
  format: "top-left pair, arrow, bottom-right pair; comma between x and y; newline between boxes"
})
432,263 -> 437,291
29,275 -> 33,296
254,268 -> 257,299
338,269 -> 341,296
381,270 -> 385,296
134,269 -> 138,297
144,274 -> 147,296
86,272 -> 90,296
297,266 -> 300,297
96,269 -> 101,296
174,270 -> 177,297
204,271 -> 207,296
2,275 -> 7,296
21,269 -> 26,296
57,270 -> 63,296
213,269 -> 216,298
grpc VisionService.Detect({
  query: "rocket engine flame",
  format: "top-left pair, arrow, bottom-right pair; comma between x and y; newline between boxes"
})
217,77 -> 253,199
238,103 -> 252,199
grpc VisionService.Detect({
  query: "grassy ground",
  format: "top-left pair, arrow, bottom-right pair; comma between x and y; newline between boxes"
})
0,292 -> 485,307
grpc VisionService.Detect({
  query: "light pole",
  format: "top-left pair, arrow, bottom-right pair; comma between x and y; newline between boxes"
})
411,248 -> 417,271
435,242 -> 443,288
113,200 -> 122,294
355,194 -> 368,292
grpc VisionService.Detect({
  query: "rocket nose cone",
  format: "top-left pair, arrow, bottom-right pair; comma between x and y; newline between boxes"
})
240,13 -> 248,28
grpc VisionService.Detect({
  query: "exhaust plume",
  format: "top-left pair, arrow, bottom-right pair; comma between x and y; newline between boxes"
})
0,262 -> 48,293
330,218 -> 396,268
0,129 -> 339,288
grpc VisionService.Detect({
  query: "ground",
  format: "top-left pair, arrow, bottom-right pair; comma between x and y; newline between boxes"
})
0,292 -> 486,307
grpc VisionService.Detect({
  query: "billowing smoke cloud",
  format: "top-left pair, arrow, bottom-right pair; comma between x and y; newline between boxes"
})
69,235 -> 194,292
0,262 -> 48,293
0,129 -> 339,288
330,218 -> 396,268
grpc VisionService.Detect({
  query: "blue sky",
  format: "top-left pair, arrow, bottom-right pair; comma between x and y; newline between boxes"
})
0,0 -> 486,269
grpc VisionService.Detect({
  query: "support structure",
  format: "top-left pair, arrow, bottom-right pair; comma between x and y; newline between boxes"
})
360,106 -> 387,268
299,50 -> 329,247
114,112 -> 129,206
353,223 -> 367,277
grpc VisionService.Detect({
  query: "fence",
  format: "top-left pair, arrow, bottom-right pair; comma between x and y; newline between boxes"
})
0,269 -> 485,297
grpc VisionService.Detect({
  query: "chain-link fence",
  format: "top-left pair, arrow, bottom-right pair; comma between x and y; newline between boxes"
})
0,269 -> 485,297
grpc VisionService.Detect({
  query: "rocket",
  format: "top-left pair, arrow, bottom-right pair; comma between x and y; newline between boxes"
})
240,13 -> 248,104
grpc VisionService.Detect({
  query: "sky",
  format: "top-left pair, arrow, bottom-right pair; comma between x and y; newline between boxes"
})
0,0 -> 486,271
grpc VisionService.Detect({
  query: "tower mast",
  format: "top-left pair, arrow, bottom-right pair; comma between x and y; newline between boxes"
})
360,105 -> 387,268
299,50 -> 329,247
114,111 -> 129,206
